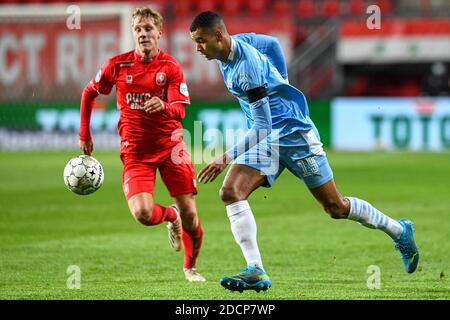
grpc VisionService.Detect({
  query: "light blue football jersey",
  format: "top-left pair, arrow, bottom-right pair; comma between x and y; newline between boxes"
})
216,37 -> 315,146
233,33 -> 288,80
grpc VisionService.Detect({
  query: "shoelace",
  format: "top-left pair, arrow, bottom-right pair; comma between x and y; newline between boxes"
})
186,269 -> 204,280
171,217 -> 182,233
188,269 -> 201,276
173,222 -> 181,233
241,266 -> 260,274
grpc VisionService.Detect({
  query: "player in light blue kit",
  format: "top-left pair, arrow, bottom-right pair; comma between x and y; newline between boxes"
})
190,11 -> 419,293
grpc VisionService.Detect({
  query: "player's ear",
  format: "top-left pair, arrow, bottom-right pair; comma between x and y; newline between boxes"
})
215,29 -> 222,42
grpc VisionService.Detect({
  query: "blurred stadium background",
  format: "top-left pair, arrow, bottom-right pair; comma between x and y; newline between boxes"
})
0,0 -> 449,151
0,0 -> 449,300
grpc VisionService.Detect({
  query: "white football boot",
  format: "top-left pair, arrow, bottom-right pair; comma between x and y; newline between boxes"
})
184,268 -> 206,282
167,205 -> 182,252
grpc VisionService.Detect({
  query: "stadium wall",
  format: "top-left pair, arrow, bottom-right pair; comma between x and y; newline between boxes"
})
0,100 -> 330,151
332,97 -> 450,151
0,4 -> 295,101
3,98 -> 450,152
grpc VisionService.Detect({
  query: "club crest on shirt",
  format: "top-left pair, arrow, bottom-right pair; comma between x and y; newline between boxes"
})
126,75 -> 133,84
227,77 -> 232,89
156,72 -> 167,86
180,83 -> 189,97
95,69 -> 101,83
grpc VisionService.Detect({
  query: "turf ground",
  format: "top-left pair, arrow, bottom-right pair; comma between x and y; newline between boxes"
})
0,151 -> 449,300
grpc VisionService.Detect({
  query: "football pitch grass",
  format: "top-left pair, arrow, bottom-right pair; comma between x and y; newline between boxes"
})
0,151 -> 449,300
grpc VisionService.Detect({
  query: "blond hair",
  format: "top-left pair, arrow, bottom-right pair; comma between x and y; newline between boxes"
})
132,7 -> 163,29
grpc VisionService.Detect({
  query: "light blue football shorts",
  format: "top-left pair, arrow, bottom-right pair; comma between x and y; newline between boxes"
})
234,129 -> 333,189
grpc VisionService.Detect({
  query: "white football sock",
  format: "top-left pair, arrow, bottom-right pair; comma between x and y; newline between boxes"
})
347,197 -> 404,240
226,200 -> 264,271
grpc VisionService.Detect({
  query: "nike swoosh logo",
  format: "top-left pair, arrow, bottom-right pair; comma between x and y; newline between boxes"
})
409,252 -> 418,263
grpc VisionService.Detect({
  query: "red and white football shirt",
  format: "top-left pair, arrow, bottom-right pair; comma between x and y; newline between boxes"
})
80,50 -> 190,154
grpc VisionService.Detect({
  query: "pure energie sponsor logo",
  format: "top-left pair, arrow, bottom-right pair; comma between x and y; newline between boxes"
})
125,92 -> 151,110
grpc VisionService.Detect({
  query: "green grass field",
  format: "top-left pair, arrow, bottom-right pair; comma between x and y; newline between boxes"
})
0,151 -> 449,300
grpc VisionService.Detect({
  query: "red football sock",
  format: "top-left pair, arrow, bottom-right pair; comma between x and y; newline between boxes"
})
182,220 -> 203,269
148,204 -> 177,225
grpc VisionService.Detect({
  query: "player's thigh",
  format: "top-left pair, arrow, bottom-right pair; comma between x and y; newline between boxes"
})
221,164 -> 267,201
282,151 -> 348,212
159,154 -> 198,198
232,141 -> 285,191
283,151 -> 334,190
121,153 -> 158,201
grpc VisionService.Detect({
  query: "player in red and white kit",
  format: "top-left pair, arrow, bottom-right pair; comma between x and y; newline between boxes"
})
78,7 -> 205,282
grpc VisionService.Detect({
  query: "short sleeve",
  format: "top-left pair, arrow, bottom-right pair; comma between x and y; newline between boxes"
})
90,59 -> 115,95
234,34 -> 288,80
236,56 -> 267,92
167,63 -> 190,105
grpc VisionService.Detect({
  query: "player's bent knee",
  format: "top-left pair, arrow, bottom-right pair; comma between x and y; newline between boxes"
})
182,209 -> 197,221
219,186 -> 242,204
180,208 -> 197,218
131,205 -> 154,226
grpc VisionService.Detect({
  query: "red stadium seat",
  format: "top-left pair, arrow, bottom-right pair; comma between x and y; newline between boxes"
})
322,0 -> 341,17
345,77 -> 369,96
221,0 -> 242,16
376,0 -> 394,14
273,0 -> 291,17
348,0 -> 366,16
296,0 -> 316,18
294,25 -> 309,46
145,0 -> 167,12
196,0 -> 217,13
173,0 -> 191,17
246,0 -> 267,16
402,80 -> 420,96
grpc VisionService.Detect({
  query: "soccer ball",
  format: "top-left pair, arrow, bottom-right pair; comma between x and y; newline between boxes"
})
63,155 -> 104,195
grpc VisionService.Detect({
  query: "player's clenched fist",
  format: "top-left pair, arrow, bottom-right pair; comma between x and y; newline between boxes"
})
143,96 -> 165,114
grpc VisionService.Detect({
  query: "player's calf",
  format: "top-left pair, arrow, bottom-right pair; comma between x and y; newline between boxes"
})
309,181 -> 350,219
179,208 -> 198,230
322,199 -> 349,219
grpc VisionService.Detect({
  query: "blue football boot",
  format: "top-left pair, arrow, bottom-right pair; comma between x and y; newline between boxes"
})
220,265 -> 271,292
394,219 -> 419,273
